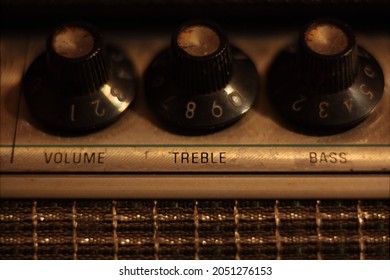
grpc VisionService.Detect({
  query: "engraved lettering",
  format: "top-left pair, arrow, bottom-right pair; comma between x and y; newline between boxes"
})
309,152 -> 348,164
85,153 -> 95,163
309,152 -> 317,163
182,152 -> 189,163
171,152 -> 179,163
339,152 -> 348,163
44,153 -> 53,163
170,152 -> 227,164
44,152 -> 105,164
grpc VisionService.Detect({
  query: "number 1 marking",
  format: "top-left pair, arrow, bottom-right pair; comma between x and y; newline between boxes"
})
70,104 -> 76,122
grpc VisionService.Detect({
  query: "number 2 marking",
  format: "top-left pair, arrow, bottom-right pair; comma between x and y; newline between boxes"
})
292,95 -> 307,112
91,99 -> 106,117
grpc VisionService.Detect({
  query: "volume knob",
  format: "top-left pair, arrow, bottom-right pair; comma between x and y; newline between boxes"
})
23,21 -> 136,134
145,20 -> 258,133
47,23 -> 109,94
268,18 -> 384,135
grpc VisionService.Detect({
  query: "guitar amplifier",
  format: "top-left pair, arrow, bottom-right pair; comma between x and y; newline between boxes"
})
1,0 -> 389,259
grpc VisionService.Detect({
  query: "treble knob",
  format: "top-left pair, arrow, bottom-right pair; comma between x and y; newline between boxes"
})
172,23 -> 232,94
23,21 -> 136,134
145,20 -> 259,132
268,18 -> 384,134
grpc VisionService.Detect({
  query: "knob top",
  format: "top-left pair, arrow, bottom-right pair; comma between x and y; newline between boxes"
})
304,23 -> 349,56
298,19 -> 358,94
171,20 -> 232,95
51,25 -> 95,59
176,25 -> 221,57
47,22 -> 108,95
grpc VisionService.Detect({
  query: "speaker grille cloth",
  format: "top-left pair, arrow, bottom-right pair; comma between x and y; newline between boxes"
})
1,200 -> 389,259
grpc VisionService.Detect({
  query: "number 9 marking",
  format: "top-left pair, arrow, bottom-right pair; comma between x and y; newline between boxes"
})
211,100 -> 223,118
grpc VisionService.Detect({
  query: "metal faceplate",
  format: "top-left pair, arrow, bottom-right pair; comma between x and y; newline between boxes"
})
1,25 -> 389,198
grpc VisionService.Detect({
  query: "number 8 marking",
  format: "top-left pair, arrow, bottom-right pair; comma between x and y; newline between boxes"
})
185,101 -> 196,119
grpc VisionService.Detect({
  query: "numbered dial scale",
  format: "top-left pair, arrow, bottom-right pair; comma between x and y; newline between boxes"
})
268,18 -> 384,135
23,22 -> 136,134
145,20 -> 259,132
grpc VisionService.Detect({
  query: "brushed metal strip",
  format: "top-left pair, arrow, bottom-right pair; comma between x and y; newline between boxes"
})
2,145 -> 389,172
1,174 -> 388,199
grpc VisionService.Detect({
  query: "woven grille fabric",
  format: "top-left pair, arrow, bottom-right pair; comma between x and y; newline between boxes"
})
1,200 -> 389,260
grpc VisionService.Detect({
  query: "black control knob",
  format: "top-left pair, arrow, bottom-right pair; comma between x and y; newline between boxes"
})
145,20 -> 259,132
268,18 -> 384,135
23,21 -> 136,134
